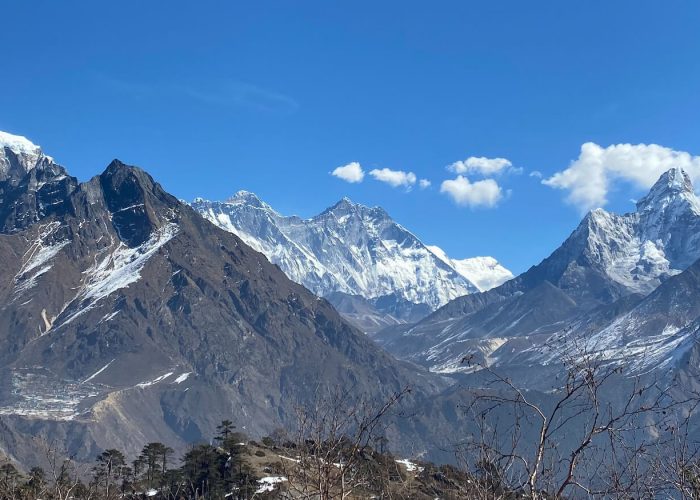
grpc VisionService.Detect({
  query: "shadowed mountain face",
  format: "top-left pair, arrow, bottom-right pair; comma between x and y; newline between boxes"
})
374,168 -> 700,377
0,137 -> 446,467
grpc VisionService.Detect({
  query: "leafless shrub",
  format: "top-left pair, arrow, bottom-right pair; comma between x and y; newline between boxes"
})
456,333 -> 700,498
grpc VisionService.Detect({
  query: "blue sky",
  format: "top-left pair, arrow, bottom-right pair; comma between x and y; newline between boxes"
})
1,1 -> 699,274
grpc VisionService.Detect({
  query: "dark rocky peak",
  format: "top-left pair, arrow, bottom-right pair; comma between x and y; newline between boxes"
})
0,149 -> 49,185
99,159 -> 181,247
0,146 -> 448,467
0,133 -> 78,233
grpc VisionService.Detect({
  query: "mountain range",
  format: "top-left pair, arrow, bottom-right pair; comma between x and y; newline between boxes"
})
373,167 -> 700,379
192,193 -> 512,332
3,129 -> 700,474
0,132 -> 446,466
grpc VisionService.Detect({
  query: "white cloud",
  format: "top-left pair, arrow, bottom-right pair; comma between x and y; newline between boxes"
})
440,175 -> 503,208
543,142 -> 700,212
448,156 -> 513,176
331,162 -> 364,183
369,168 -> 417,189
419,179 -> 431,189
529,170 -> 543,178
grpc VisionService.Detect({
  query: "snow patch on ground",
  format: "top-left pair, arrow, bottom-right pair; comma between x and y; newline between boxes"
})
40,308 -> 54,333
255,476 -> 287,494
396,459 -> 424,473
173,372 -> 191,384
99,311 -> 120,323
82,359 -> 115,384
14,222 -> 68,296
137,372 -> 174,388
59,223 -> 178,326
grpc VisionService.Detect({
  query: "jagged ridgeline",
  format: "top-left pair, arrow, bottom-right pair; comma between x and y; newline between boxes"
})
374,166 -> 700,379
191,193 -> 512,333
5,131 -> 700,498
0,132 -> 446,468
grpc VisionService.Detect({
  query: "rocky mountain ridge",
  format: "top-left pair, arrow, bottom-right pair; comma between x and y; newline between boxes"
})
0,132 -> 446,467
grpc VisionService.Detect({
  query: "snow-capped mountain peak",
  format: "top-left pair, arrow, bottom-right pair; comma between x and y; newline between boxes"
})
0,130 -> 43,157
0,130 -> 55,183
225,189 -> 271,208
375,168 -> 700,377
426,245 -> 513,292
319,196 -> 389,220
546,168 -> 700,298
636,167 -> 699,215
192,194 -> 513,317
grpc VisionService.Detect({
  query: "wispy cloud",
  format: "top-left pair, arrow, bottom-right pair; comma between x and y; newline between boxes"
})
93,74 -> 299,115
419,179 -> 431,189
447,156 -> 517,176
177,81 -> 299,114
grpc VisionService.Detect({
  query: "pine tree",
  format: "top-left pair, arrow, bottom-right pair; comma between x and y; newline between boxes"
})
182,444 -> 225,498
215,420 -> 236,445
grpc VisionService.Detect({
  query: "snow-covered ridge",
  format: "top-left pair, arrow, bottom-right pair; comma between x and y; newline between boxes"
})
578,167 -> 700,294
0,131 -> 42,156
192,193 -> 498,310
0,130 -> 55,182
426,245 -> 513,292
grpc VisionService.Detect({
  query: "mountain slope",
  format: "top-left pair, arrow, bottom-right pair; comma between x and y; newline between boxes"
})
551,257 -> 700,374
375,168 -> 700,374
0,132 -> 445,466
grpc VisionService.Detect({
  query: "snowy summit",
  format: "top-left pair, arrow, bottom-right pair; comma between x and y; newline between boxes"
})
192,194 -> 513,312
0,130 -> 43,157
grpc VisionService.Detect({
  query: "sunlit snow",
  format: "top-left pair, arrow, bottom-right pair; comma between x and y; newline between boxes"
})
255,476 -> 287,494
59,223 -> 178,326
